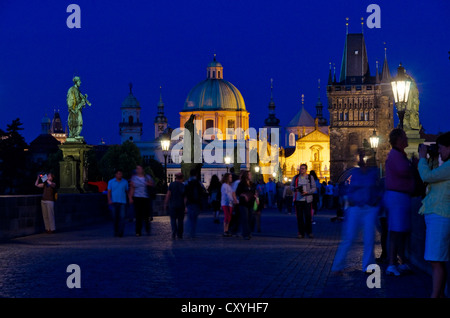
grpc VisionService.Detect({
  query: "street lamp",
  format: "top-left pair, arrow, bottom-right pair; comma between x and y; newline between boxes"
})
161,138 -> 170,185
224,156 -> 231,173
391,63 -> 411,130
369,129 -> 379,164
254,166 -> 260,173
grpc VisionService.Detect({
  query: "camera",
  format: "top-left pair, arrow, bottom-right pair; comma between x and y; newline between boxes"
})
39,174 -> 48,183
419,143 -> 439,158
296,185 -> 304,193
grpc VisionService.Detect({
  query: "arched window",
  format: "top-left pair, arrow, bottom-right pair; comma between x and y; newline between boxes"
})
289,133 -> 296,146
128,116 -> 133,124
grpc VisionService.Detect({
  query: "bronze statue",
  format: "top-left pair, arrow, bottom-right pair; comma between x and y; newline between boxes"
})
404,75 -> 421,131
67,76 -> 91,140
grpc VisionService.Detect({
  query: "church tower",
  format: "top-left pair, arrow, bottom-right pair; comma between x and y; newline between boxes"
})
119,83 -> 143,143
263,78 -> 280,143
327,22 -> 393,181
154,86 -> 168,139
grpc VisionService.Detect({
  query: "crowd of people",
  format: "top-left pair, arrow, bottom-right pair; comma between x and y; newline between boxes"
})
34,129 -> 450,298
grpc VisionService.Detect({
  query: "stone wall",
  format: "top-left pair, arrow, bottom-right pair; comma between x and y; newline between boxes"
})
0,193 -> 109,240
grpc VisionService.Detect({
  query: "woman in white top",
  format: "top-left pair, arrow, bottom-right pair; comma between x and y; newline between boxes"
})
221,173 -> 235,237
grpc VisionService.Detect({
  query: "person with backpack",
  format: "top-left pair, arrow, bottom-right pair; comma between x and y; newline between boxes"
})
291,164 -> 317,238
184,168 -> 205,238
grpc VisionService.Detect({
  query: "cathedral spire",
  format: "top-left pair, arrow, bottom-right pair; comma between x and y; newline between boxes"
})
328,62 -> 332,85
264,78 -> 280,127
381,43 -> 391,83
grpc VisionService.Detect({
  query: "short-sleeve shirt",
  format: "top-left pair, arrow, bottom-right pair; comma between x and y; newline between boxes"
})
131,174 -> 153,198
108,178 -> 129,204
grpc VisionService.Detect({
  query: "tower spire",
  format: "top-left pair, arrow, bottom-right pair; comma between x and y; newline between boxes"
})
264,78 -> 280,127
346,17 -> 349,34
361,17 -> 364,33
328,62 -> 332,84
381,42 -> 391,83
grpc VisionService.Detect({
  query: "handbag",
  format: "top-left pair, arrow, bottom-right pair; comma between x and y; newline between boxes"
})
253,197 -> 259,211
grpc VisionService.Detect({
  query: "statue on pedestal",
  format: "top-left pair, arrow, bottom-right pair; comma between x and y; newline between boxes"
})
67,76 -> 91,141
404,75 -> 421,132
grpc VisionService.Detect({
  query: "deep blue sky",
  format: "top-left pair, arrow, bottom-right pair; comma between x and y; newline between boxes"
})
1,0 -> 449,146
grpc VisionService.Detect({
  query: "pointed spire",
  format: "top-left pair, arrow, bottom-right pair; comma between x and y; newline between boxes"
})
333,63 -> 337,83
381,42 -> 391,83
376,60 -> 380,83
270,78 -> 274,102
129,82 -> 133,95
328,62 -> 332,84
155,85 -> 168,124
264,78 -> 280,127
346,17 -> 349,35
361,17 -> 364,33
301,93 -> 305,108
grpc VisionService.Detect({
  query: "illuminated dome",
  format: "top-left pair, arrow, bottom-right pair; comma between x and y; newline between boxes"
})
183,56 -> 246,112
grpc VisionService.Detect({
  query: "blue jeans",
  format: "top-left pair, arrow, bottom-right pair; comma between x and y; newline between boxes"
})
186,204 -> 200,238
332,205 -> 378,271
111,203 -> 126,237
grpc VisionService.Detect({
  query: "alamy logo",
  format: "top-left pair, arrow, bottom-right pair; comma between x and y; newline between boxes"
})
66,264 -> 81,288
366,264 -> 381,288
66,4 -> 81,29
170,120 -> 280,174
366,4 -> 381,29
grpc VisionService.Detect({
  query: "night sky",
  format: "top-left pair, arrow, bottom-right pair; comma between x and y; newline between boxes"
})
1,0 -> 449,146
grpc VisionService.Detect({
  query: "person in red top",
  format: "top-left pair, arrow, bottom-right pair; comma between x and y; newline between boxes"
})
384,128 -> 417,276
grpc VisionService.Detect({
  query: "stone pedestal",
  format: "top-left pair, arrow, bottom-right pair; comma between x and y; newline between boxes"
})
404,129 -> 424,160
58,140 -> 92,193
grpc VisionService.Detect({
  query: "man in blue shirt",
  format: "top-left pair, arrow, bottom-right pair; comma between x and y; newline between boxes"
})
108,169 -> 129,237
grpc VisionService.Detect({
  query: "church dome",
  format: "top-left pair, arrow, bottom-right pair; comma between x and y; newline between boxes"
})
121,83 -> 140,108
182,56 -> 246,112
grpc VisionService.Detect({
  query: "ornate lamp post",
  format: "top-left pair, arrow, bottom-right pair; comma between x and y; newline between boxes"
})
391,63 -> 411,130
224,156 -> 231,173
161,138 -> 170,185
369,129 -> 379,164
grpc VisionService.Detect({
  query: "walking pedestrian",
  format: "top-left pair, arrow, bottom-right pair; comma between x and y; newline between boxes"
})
418,132 -> 450,298
107,169 -> 129,237
184,168 -> 204,238
164,172 -> 186,239
291,164 -> 317,238
283,181 -> 293,214
265,178 -> 276,208
325,181 -> 334,209
129,165 -> 154,236
384,128 -> 416,276
236,170 -> 256,240
35,172 -> 57,234
331,150 -> 383,273
276,181 -> 284,212
208,174 -> 222,224
252,179 -> 265,233
229,170 -> 242,236
309,170 -> 320,223
220,173 -> 235,236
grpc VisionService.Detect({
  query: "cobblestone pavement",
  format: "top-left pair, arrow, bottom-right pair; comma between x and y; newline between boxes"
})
0,208 -> 432,298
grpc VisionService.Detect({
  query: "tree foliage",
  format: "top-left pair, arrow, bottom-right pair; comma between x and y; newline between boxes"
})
0,118 -> 29,194
98,140 -> 142,180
